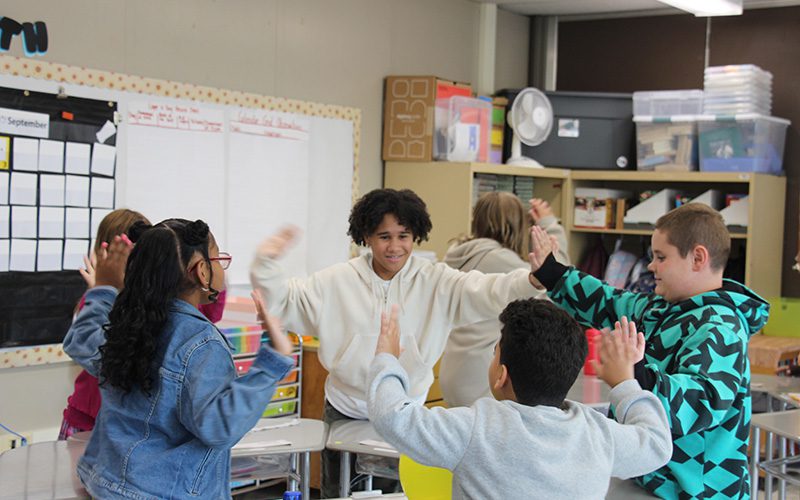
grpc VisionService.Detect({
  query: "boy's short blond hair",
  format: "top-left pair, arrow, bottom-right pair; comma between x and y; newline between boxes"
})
655,203 -> 730,271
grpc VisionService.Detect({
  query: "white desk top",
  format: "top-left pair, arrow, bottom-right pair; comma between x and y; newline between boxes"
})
750,409 -> 800,439
326,419 -> 399,458
0,440 -> 89,500
232,417 -> 327,456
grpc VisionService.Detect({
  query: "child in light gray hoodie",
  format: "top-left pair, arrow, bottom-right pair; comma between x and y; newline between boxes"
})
367,299 -> 672,500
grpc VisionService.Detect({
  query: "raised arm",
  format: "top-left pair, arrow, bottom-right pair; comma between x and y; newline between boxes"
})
63,235 -> 132,375
591,317 -> 672,478
368,307 -> 473,470
529,225 -> 651,329
249,226 -> 323,334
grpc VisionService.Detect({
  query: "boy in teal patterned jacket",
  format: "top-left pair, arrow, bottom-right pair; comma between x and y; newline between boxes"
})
529,204 -> 769,499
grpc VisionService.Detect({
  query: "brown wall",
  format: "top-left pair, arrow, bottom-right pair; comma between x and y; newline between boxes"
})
557,7 -> 800,296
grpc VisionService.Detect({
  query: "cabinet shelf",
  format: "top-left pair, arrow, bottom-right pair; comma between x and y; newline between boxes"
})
384,162 -> 785,298
569,226 -> 748,239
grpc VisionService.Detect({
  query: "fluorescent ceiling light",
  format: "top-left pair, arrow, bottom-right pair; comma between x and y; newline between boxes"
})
657,0 -> 743,16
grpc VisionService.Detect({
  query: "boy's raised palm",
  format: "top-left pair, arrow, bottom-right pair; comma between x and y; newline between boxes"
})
257,226 -> 299,259
592,316 -> 646,388
528,225 -> 553,273
376,305 -> 401,358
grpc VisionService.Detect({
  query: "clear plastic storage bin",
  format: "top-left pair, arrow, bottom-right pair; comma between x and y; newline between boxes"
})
633,90 -> 703,117
433,95 -> 492,162
697,114 -> 790,174
634,116 -> 698,171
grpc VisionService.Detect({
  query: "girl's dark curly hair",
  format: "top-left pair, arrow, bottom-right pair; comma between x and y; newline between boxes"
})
99,218 -> 213,393
347,188 -> 432,245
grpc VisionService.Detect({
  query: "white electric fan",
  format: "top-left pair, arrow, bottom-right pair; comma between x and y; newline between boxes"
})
506,88 -> 553,168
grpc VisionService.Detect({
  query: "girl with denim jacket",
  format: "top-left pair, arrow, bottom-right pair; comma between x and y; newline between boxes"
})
64,219 -> 294,499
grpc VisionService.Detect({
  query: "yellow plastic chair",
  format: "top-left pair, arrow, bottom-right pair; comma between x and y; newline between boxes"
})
398,454 -> 453,500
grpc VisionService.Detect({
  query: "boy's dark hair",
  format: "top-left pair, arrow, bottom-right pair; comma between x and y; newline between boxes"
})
347,188 -> 432,245
655,203 -> 730,271
499,299 -> 586,407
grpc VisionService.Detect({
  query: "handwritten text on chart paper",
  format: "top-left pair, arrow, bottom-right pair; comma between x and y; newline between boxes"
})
230,109 -> 310,141
127,103 -> 224,133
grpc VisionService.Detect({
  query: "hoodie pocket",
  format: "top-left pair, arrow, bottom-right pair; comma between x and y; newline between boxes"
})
332,334 -> 378,392
398,337 -> 430,398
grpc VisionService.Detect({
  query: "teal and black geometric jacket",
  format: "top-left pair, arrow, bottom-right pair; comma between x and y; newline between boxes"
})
536,258 -> 769,499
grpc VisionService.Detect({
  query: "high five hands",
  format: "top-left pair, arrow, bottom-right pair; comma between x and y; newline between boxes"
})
376,305 -> 401,358
256,226 -> 300,259
251,289 -> 294,356
591,316 -> 646,388
94,234 -> 134,290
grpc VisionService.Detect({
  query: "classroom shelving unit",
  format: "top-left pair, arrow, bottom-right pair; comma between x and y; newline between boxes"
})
384,161 -> 571,260
565,170 -> 785,299
384,162 -> 786,300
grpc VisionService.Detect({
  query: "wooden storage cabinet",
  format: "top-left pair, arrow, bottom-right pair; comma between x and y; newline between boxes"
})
385,161 -> 571,260
385,163 -> 785,299
564,170 -> 785,299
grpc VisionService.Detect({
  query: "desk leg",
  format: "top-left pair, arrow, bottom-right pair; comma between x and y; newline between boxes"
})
751,426 -> 760,499
365,475 -> 373,490
300,451 -> 310,500
780,401 -> 788,500
289,453 -> 299,492
766,431 -> 775,498
339,451 -> 351,498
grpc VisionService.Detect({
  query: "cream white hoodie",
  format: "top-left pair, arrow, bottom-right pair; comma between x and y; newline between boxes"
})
440,215 -> 570,407
250,251 -> 536,418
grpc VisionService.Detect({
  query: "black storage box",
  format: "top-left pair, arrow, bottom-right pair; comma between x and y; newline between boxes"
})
498,90 -> 635,170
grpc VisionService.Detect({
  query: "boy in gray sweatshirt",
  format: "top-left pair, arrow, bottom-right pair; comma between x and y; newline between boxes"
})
367,299 -> 672,499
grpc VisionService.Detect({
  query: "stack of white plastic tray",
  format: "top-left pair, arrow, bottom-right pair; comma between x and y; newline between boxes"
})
703,64 -> 772,115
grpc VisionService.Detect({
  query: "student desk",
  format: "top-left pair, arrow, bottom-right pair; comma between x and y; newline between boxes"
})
1,418 -> 326,500
749,374 -> 800,499
231,417 -> 327,500
750,409 -> 800,500
0,440 -> 89,499
326,419 -> 400,498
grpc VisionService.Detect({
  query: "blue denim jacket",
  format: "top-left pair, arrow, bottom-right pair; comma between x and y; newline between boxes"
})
63,287 -> 294,499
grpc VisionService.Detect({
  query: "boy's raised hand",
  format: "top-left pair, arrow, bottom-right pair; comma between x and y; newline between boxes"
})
592,316 -> 646,388
376,305 -> 401,358
94,234 -> 133,290
528,225 -> 553,273
251,289 -> 294,356
257,225 -> 299,259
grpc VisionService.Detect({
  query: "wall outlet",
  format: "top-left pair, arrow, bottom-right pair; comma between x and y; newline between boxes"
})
0,432 -> 33,452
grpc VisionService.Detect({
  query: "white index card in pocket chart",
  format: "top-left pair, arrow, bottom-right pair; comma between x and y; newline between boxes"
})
10,172 -> 38,205
90,177 -> 115,208
0,171 -> 8,204
40,174 -> 66,206
0,239 -> 8,272
65,142 -> 91,174
10,238 -> 37,271
91,143 -> 116,177
11,206 -> 37,238
65,175 -> 90,207
65,207 -> 91,239
63,239 -> 89,270
39,206 -> 65,238
38,139 -> 65,173
12,137 -> 39,171
37,239 -> 64,271
91,208 -> 112,238
0,206 -> 9,238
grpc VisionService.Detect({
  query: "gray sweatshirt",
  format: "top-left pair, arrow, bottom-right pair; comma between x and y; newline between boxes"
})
368,353 -> 672,500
